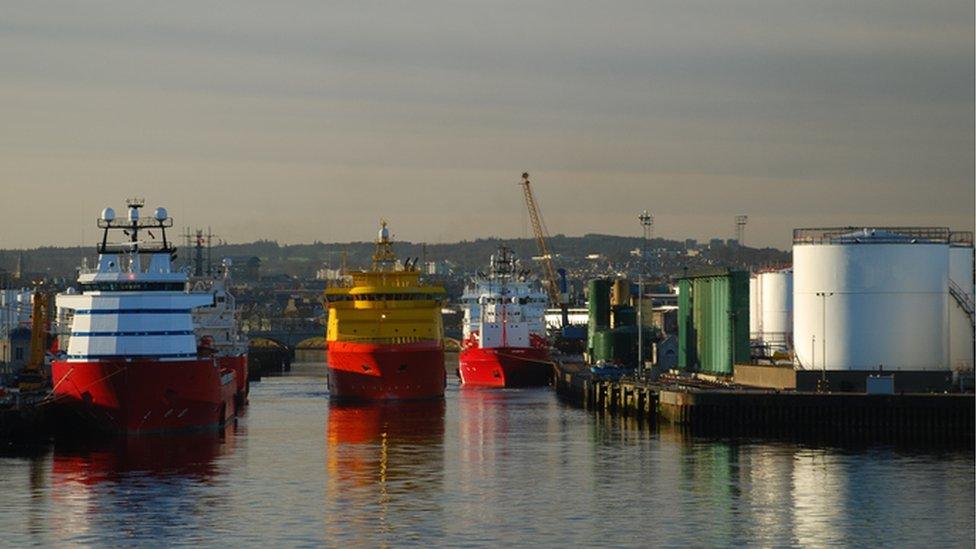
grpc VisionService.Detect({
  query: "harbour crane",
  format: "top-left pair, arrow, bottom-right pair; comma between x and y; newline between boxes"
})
17,290 -> 51,393
519,173 -> 569,327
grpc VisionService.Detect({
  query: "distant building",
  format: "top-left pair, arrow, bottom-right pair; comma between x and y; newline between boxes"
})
0,326 -> 31,369
315,267 -> 345,281
1,289 -> 32,330
684,239 -> 698,249
651,306 -> 678,335
709,238 -> 724,249
655,335 -> 678,370
14,252 -> 24,280
425,260 -> 452,276
225,256 -> 261,281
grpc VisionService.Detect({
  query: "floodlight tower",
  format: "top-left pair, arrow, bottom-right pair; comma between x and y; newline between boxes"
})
735,215 -> 748,245
637,210 -> 653,378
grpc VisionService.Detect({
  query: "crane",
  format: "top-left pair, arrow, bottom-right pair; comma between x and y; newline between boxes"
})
17,290 -> 51,393
519,172 -> 569,327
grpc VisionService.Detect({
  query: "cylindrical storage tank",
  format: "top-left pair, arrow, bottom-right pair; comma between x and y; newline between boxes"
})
793,228 -> 949,371
592,328 -> 614,363
949,240 -> 974,373
749,276 -> 759,339
611,279 -> 631,307
612,327 -> 637,365
612,305 -> 637,328
758,269 -> 793,351
587,279 -> 611,352
593,327 -> 637,365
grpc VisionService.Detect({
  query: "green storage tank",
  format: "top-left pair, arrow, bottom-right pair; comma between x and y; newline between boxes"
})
592,328 -> 613,363
613,326 -> 637,366
587,279 -> 612,353
612,305 -> 637,328
677,268 -> 750,376
592,327 -> 636,365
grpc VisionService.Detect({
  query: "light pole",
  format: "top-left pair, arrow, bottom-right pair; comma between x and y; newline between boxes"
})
638,210 -> 653,378
815,291 -> 834,387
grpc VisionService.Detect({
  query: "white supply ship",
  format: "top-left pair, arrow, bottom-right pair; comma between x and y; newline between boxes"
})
458,246 -> 551,387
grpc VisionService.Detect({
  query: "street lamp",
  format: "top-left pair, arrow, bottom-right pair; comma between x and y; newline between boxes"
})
638,210 -> 653,378
815,291 -> 834,388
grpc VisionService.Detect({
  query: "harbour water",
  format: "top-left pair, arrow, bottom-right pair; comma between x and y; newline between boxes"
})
1,357 -> 973,547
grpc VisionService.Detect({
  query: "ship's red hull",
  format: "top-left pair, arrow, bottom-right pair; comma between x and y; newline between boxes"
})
459,346 -> 552,388
51,358 -> 238,434
218,354 -> 249,406
327,340 -> 445,400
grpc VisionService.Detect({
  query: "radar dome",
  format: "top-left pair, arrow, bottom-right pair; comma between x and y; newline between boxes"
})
154,207 -> 168,221
379,222 -> 390,241
101,207 -> 116,222
127,206 -> 139,222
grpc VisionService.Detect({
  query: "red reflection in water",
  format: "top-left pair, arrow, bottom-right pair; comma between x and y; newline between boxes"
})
51,424 -> 237,485
324,400 -> 446,543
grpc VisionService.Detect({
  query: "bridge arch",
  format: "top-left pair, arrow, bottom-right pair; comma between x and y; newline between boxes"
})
248,336 -> 291,351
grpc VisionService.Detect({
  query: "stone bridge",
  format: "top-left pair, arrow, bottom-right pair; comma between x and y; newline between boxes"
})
245,318 -> 324,353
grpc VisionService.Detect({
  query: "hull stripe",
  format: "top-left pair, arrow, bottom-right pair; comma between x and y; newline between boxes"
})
73,309 -> 192,315
71,330 -> 196,337
66,353 -> 198,360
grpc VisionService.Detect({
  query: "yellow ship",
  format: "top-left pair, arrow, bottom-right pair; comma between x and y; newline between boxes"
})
324,221 -> 447,400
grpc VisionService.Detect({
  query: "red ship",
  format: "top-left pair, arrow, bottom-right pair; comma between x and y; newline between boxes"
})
324,222 -> 447,400
51,200 -> 244,434
459,246 -> 552,387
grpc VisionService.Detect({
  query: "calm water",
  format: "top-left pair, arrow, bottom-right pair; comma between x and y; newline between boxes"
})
1,360 -> 973,547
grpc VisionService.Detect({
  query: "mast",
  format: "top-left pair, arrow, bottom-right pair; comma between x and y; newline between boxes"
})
96,199 -> 175,261
372,220 -> 398,272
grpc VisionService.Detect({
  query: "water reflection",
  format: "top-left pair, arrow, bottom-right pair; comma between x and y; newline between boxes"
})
48,425 -> 237,544
325,400 -> 446,545
0,372 -> 971,546
648,427 -> 976,546
52,430 -> 234,483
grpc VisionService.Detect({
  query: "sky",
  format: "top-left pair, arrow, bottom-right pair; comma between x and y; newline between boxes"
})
0,0 -> 973,250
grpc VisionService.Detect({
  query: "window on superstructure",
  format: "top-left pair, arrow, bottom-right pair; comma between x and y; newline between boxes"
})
81,282 -> 185,292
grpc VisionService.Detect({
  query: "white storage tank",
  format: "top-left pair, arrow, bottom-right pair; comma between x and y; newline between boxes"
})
948,232 -> 974,373
757,269 -> 793,351
749,276 -> 759,339
793,228 -> 950,371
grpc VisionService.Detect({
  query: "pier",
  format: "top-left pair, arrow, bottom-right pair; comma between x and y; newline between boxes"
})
554,362 -> 975,443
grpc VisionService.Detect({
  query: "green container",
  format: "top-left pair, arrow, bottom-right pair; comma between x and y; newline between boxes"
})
587,279 -> 612,353
677,269 -> 749,376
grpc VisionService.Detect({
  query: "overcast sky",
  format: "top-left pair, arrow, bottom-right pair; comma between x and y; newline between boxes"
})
1,0 -> 972,250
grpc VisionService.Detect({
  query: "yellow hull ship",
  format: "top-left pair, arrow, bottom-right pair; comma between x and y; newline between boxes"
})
324,222 -> 447,400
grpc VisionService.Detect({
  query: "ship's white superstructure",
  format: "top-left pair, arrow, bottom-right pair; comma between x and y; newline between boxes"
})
56,202 -> 213,361
51,200 -> 247,433
191,259 -> 247,359
460,247 -> 548,349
